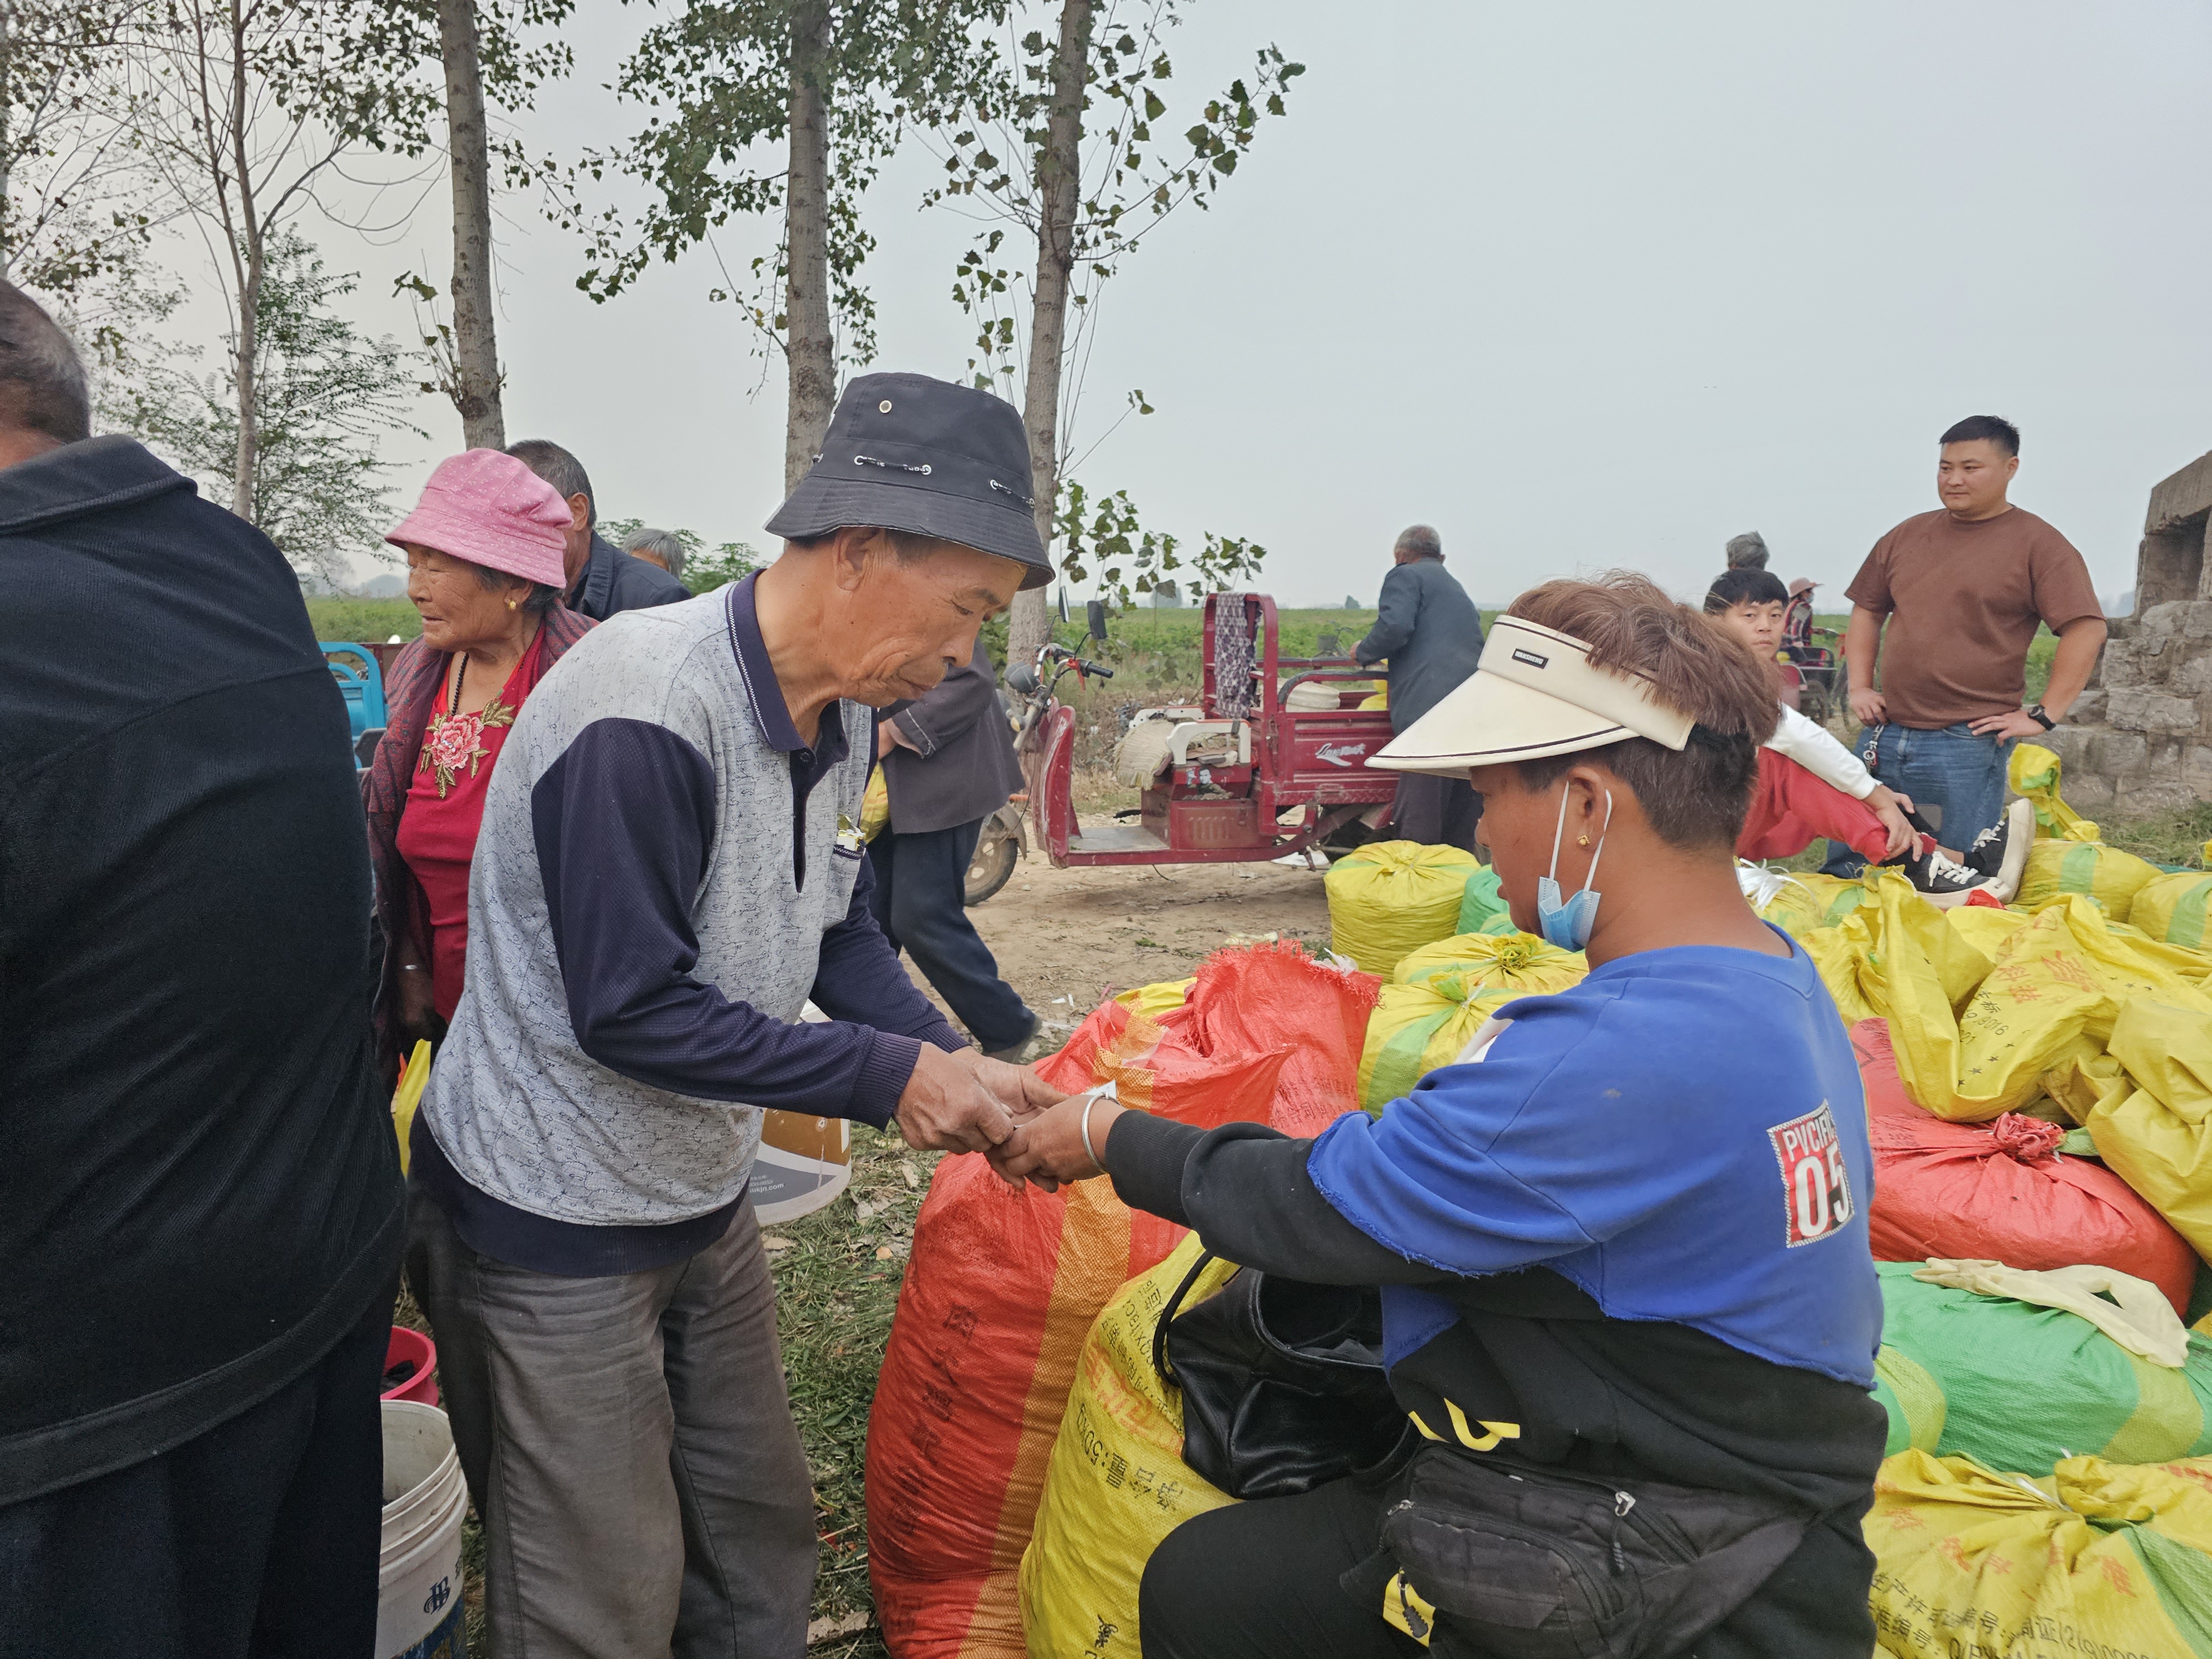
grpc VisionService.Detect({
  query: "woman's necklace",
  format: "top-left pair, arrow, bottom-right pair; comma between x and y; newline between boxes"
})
417,648 -> 521,797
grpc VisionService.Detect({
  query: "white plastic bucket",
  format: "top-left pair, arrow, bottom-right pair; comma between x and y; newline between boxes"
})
379,1400 -> 468,1658
751,1003 -> 854,1224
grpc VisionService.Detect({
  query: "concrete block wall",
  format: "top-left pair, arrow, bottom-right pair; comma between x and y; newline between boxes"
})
2042,445 -> 2212,816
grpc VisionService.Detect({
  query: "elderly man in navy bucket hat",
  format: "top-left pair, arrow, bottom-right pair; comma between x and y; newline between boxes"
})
404,373 -> 1066,1658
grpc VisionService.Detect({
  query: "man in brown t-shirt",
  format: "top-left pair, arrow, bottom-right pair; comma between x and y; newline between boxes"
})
1824,415 -> 2106,873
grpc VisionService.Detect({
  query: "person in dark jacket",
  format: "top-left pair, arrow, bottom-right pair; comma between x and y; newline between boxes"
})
870,639 -> 1037,1058
507,436 -> 690,620
1354,525 -> 1485,849
0,280 -> 404,1655
994,575 -> 1886,1659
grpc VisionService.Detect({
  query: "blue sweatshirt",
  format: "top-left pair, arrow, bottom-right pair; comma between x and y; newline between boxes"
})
1306,932 -> 1881,1388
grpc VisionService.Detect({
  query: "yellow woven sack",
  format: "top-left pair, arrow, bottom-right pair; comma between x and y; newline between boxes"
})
2133,873 -> 2212,951
1756,873 -> 1874,941
1866,1449 -> 2212,1659
1392,930 -> 1587,992
1885,893 -> 2212,1121
391,1039 -> 431,1175
2017,837 -> 2162,922
1944,902 -> 2029,961
2010,741 -> 2100,843
860,766 -> 891,841
1802,872 -> 1992,1041
1114,978 -> 1196,1020
2086,1000 -> 2212,1263
1323,839 -> 1482,977
1019,1234 -> 1240,1659
1358,934 -> 1588,1113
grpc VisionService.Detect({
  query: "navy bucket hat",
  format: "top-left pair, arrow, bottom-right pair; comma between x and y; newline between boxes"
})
765,372 -> 1053,591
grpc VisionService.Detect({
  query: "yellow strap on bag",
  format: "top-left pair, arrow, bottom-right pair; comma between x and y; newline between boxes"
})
391,1039 -> 431,1175
1866,1449 -> 2212,1659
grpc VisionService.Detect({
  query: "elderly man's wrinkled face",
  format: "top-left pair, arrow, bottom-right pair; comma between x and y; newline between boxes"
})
829,530 -> 1024,705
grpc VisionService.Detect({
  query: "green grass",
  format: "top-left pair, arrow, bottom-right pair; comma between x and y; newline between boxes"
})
2102,803 -> 2212,870
307,596 -> 420,643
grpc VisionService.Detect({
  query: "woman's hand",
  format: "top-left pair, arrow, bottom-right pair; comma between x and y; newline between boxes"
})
395,963 -> 445,1048
987,1092 -> 1125,1192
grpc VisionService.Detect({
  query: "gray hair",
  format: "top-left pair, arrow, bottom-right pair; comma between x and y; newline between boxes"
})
1394,523 -> 1443,560
1724,531 -> 1770,570
467,561 -> 562,615
505,438 -> 594,528
622,525 -> 685,582
0,279 -> 89,444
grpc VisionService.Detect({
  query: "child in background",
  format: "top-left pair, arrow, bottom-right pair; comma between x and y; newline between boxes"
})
1705,568 -> 2016,904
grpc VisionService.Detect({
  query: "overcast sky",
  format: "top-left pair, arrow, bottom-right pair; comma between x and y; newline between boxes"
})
225,1 -> 2212,606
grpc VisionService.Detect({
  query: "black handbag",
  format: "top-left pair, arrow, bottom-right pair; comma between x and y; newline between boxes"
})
1152,1251 -> 1412,1501
1340,1444 -> 1813,1659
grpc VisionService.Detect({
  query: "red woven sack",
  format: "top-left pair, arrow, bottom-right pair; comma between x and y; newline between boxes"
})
1854,1021 -> 2198,1313
865,945 -> 1377,1659
1850,1018 -> 1921,1118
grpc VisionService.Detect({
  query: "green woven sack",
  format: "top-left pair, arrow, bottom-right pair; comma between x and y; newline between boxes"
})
2131,872 -> 2212,950
1871,1262 -> 2212,1474
1457,865 -> 1510,936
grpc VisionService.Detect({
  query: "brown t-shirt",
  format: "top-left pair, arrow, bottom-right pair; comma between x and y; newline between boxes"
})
1844,506 -> 2100,728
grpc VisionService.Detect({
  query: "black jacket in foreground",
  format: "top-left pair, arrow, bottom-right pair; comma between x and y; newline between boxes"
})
1106,1112 -> 1888,1659
0,436 -> 404,1504
567,530 -> 690,620
881,640 -> 1022,836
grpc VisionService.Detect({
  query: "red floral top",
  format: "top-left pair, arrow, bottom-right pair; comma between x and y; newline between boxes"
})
395,628 -> 550,1022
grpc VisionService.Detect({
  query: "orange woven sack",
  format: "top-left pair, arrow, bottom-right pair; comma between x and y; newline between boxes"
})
865,945 -> 1375,1659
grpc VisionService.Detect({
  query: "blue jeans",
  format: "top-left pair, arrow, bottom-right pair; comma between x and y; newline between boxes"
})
1820,722 -> 2017,877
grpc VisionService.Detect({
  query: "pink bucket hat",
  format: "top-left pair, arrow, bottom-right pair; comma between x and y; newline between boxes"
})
385,448 -> 571,588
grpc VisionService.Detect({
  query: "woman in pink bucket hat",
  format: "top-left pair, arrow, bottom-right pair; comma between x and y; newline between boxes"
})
361,449 -> 597,1078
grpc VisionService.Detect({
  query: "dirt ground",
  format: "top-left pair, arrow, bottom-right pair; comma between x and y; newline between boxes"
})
897,845 -> 1337,1037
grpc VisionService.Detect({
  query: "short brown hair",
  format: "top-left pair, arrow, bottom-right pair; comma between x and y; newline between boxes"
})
1509,571 -> 1779,849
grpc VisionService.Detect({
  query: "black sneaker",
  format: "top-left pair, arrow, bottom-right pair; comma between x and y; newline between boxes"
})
1963,798 -> 2032,902
1905,845 -> 1998,909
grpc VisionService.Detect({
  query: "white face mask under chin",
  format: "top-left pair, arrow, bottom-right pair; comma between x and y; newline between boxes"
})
1534,784 -> 1613,952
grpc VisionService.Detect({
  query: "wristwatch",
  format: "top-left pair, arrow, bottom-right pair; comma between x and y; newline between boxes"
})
2026,703 -> 2056,730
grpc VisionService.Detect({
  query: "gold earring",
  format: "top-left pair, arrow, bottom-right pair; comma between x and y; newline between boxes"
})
1577,834 -> 1590,847
507,597 -> 519,610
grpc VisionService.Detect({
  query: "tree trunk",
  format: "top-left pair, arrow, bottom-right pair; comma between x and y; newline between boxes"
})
1007,0 -> 1090,670
0,3 -> 15,284
439,0 -> 504,448
227,3 -> 258,523
782,0 -> 834,493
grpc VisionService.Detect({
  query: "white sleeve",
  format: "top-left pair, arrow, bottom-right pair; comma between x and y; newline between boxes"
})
1763,702 -> 1877,799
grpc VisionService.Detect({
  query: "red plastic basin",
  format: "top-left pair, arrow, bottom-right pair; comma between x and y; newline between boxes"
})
382,1326 -> 439,1407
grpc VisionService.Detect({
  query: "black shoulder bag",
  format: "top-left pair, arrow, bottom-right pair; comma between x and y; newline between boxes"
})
1152,1251 -> 1412,1501
1156,1255 -> 1813,1657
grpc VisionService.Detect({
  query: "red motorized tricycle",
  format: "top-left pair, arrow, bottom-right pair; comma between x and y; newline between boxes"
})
1008,592 -> 1397,869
